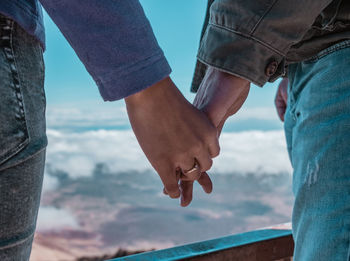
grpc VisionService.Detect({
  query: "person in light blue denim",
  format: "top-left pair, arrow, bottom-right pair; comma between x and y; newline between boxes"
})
194,43 -> 350,261
280,41 -> 350,260
0,1 -> 219,260
192,1 -> 350,260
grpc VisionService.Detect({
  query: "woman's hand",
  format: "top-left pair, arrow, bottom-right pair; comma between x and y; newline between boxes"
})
125,77 -> 220,204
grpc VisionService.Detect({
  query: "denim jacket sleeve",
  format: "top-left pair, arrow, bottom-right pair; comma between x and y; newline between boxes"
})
39,0 -> 171,101
191,0 -> 333,91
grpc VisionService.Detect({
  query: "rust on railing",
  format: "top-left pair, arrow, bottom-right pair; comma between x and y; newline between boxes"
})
110,225 -> 294,261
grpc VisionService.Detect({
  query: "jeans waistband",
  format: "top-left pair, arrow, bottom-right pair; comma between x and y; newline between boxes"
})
304,39 -> 350,63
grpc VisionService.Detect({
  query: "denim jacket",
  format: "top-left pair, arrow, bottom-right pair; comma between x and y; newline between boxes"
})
191,0 -> 350,91
0,0 -> 171,101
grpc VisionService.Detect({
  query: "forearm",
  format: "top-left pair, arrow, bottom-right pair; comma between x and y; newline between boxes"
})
193,66 -> 250,134
39,0 -> 171,101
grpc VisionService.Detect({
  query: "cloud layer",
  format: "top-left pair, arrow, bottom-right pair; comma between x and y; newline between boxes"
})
36,207 -> 79,232
37,128 -> 293,253
43,129 -> 292,191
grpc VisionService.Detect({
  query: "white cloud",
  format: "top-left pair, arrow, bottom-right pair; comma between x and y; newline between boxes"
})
45,129 -> 153,179
46,104 -> 281,130
44,129 -> 292,182
214,130 -> 292,175
118,240 -> 174,251
234,107 -> 279,121
46,103 -> 129,129
42,172 -> 59,192
197,209 -> 233,219
36,207 -> 79,232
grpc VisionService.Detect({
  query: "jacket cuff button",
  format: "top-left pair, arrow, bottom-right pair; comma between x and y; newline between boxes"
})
265,61 -> 278,77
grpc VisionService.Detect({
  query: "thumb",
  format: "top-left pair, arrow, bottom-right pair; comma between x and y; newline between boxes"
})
275,84 -> 287,122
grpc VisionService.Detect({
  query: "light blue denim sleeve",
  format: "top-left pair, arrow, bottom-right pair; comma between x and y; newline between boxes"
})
39,0 -> 171,101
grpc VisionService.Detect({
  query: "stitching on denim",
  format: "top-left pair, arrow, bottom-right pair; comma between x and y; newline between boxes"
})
208,22 -> 285,57
0,147 -> 46,172
304,40 -> 350,63
6,22 -> 27,122
0,228 -> 35,250
250,0 -> 279,35
196,56 -> 265,87
0,19 -> 30,165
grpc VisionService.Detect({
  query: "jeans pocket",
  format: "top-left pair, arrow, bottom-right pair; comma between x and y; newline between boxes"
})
0,18 -> 29,166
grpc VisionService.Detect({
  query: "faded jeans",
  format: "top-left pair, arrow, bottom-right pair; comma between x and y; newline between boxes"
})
285,40 -> 350,260
0,15 -> 46,261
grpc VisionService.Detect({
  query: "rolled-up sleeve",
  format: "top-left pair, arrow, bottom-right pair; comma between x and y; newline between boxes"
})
39,0 -> 171,101
191,0 -> 332,91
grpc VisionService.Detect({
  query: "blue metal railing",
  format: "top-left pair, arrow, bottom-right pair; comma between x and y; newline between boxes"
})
110,227 -> 294,261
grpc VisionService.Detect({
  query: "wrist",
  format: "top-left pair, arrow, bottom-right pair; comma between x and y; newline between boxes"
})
195,66 -> 251,129
125,77 -> 190,116
125,76 -> 173,107
209,66 -> 250,109
208,66 -> 250,89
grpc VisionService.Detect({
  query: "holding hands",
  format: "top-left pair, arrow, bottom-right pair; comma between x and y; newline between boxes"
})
125,77 -> 220,206
125,68 -> 251,207
127,67 -> 287,207
179,67 -> 251,205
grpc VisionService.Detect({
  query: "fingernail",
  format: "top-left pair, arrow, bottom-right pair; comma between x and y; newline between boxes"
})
205,187 -> 213,194
175,190 -> 181,198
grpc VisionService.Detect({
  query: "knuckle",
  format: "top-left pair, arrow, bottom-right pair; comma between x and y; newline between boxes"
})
208,126 -> 218,139
201,159 -> 213,172
192,145 -> 203,156
211,144 -> 220,158
184,170 -> 201,181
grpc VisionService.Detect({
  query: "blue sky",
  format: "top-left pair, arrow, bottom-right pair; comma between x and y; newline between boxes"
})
42,0 -> 282,131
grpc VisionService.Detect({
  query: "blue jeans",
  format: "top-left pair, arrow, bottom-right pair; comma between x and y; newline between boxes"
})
0,15 -> 47,260
285,40 -> 350,260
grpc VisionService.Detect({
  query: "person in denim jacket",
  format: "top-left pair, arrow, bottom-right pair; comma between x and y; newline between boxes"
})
192,0 -> 350,260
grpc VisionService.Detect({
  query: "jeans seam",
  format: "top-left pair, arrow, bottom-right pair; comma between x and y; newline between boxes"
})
0,230 -> 34,250
0,19 -> 30,166
303,40 -> 350,63
207,22 -> 286,57
0,147 -> 46,172
196,56 -> 265,87
8,22 -> 27,119
250,0 -> 279,35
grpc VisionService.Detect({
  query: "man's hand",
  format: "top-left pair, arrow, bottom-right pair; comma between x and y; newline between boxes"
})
177,67 -> 250,207
194,66 -> 250,135
275,78 -> 288,122
125,77 -> 220,205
